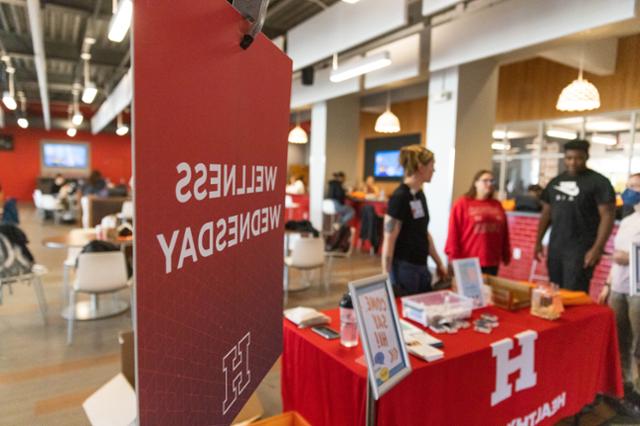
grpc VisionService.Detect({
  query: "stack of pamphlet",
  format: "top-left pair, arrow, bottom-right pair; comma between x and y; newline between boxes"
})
400,319 -> 444,362
284,307 -> 330,328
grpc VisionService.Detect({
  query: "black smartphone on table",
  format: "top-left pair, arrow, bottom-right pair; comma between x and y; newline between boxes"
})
311,326 -> 340,340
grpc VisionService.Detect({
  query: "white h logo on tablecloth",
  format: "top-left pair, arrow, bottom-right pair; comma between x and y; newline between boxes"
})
222,332 -> 251,414
491,330 -> 538,406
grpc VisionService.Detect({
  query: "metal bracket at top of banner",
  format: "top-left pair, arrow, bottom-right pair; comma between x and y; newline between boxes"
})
232,0 -> 271,49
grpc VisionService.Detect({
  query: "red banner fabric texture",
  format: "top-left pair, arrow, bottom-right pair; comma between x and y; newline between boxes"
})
133,1 -> 292,424
283,304 -> 622,426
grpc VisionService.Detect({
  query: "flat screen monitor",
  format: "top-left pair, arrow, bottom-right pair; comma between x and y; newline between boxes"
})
40,141 -> 90,176
364,133 -> 420,182
374,150 -> 403,178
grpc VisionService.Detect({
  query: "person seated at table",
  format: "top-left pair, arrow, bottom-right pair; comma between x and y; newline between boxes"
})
515,184 -> 543,212
362,176 -> 380,198
445,170 -> 510,276
598,173 -> 640,416
327,171 -> 355,226
382,145 -> 448,296
51,173 -> 66,194
286,175 -> 305,195
80,170 -> 108,197
0,181 -> 19,225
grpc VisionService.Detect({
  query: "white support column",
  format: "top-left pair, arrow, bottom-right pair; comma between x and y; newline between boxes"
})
309,102 -> 328,230
426,58 -> 499,257
308,96 -> 361,231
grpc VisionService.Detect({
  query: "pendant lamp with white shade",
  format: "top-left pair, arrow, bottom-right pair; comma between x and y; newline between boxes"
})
375,92 -> 400,133
288,113 -> 308,144
556,66 -> 601,112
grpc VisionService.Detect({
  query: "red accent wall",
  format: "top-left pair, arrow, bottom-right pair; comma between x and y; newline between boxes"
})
500,212 -> 617,300
0,126 -> 131,201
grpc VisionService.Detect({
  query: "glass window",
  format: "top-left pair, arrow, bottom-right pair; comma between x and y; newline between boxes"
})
630,112 -> 640,177
494,111 -> 640,200
585,112 -> 633,192
492,122 -> 539,198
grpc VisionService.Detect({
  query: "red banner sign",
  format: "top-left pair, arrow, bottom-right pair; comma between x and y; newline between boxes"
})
133,1 -> 292,423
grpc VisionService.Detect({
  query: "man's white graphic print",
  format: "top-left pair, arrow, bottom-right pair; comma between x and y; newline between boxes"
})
491,330 -> 538,406
554,181 -> 580,197
222,333 -> 251,415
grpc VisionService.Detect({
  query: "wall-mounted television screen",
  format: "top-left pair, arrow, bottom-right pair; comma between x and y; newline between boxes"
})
374,150 -> 403,178
364,133 -> 421,182
41,141 -> 90,176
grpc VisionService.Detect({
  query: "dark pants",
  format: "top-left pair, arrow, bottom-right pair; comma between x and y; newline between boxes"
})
390,259 -> 432,297
547,246 -> 594,292
481,266 -> 499,276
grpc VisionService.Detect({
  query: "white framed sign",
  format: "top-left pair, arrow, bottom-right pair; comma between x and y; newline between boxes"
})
630,242 -> 640,296
452,257 -> 486,308
349,274 -> 412,400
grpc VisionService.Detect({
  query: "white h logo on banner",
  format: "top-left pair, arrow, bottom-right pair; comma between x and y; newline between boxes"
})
491,330 -> 538,406
222,332 -> 252,414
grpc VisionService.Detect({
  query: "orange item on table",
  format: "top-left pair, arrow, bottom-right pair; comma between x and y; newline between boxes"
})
558,289 -> 593,306
501,199 -> 516,211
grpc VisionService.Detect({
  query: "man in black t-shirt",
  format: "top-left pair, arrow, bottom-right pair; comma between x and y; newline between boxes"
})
535,140 -> 615,292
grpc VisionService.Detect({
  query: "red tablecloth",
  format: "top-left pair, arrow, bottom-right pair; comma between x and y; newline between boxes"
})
282,303 -> 622,426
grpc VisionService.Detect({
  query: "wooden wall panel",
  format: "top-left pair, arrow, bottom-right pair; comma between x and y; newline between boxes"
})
496,34 -> 640,123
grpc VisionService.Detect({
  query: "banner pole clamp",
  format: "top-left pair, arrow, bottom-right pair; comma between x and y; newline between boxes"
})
232,0 -> 270,50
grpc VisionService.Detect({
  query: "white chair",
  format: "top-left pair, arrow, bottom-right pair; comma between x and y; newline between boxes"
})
81,196 -> 90,229
33,189 -> 63,223
67,252 -> 130,344
325,226 -> 356,288
284,237 -> 326,301
120,201 -> 134,221
0,235 -> 48,323
62,228 -> 96,301
322,199 -> 338,235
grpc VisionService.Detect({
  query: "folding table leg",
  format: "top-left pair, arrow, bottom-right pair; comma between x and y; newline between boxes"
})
67,291 -> 77,345
33,276 -> 48,324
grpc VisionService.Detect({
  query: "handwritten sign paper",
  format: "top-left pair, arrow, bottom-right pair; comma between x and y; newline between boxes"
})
349,274 -> 411,400
452,258 -> 486,308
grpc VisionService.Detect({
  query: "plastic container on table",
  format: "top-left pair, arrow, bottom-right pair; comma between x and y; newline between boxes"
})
401,290 -> 473,327
249,411 -> 311,426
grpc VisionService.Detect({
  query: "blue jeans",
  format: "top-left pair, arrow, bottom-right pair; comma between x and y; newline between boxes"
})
333,201 -> 355,226
390,259 -> 432,296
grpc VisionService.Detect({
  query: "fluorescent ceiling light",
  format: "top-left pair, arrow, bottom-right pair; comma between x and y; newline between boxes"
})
586,120 -> 629,133
330,51 -> 391,83
341,0 -> 361,3
82,82 -> 98,104
492,130 -> 509,140
67,127 -> 77,137
72,111 -> 84,126
288,125 -> 308,144
492,129 -> 535,140
546,129 -> 577,140
491,142 -> 511,151
108,0 -> 132,43
591,134 -> 616,146
17,117 -> 28,128
2,91 -> 16,110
